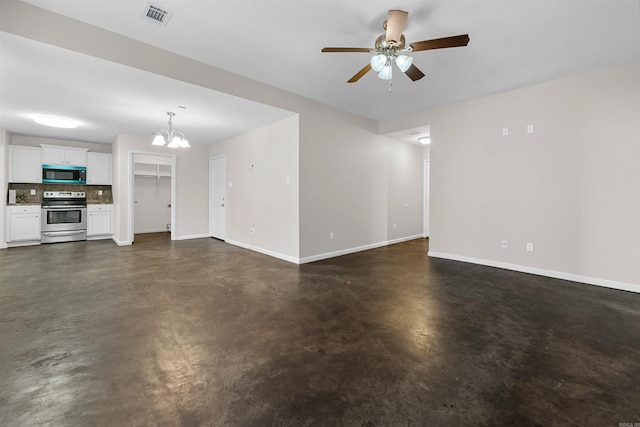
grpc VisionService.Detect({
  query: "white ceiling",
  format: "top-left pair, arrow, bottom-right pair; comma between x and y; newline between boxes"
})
1,0 -> 639,145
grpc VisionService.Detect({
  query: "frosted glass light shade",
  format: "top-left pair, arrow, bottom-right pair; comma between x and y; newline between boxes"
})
166,136 -> 181,148
378,65 -> 393,80
395,55 -> 413,72
152,134 -> 166,146
370,54 -> 387,72
34,115 -> 78,128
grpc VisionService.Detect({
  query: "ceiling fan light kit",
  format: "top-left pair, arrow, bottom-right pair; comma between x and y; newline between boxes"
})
322,9 -> 470,86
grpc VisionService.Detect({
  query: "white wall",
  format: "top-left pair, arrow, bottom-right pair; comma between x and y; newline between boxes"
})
0,129 -> 8,248
112,134 -> 209,244
299,105 -> 424,260
380,61 -> 640,290
210,115 -> 300,260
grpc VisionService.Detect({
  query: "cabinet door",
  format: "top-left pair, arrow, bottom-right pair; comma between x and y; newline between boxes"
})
65,149 -> 87,167
41,146 -> 66,165
9,146 -> 42,183
87,153 -> 112,185
9,212 -> 41,241
87,206 -> 112,236
41,145 -> 87,166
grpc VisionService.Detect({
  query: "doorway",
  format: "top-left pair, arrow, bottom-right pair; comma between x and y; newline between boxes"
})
209,155 -> 226,240
128,151 -> 176,244
423,159 -> 430,238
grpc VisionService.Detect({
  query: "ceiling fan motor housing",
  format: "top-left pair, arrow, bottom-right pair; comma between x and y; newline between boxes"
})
375,34 -> 406,51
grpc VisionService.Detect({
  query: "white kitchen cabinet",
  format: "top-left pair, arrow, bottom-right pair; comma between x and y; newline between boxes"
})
6,205 -> 41,246
8,145 -> 42,183
41,144 -> 88,166
87,204 -> 112,239
86,153 -> 112,185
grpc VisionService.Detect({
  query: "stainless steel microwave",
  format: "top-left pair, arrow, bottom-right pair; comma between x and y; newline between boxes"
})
42,164 -> 87,184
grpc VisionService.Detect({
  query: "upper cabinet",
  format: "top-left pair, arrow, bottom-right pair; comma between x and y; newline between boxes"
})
8,145 -> 42,183
86,153 -> 112,185
41,144 -> 88,166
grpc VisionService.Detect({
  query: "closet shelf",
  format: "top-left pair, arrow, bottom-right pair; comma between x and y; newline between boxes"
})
134,162 -> 171,180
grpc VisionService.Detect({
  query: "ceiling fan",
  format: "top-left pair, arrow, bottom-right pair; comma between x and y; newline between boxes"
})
322,10 -> 470,83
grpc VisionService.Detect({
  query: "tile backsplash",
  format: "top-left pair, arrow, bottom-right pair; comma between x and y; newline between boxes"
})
7,183 -> 113,205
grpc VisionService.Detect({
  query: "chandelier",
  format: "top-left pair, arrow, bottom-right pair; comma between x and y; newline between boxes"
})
151,112 -> 190,148
369,34 -> 413,81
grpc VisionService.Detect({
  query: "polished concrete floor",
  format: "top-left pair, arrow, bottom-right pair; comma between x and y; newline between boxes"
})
1,234 -> 639,426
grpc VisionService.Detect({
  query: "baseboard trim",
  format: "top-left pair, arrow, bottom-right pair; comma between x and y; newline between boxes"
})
135,228 -> 169,234
112,236 -> 131,246
0,243 -> 7,249
174,233 -> 209,241
428,251 -> 640,294
299,234 -> 424,264
225,239 -> 300,264
87,235 -> 112,241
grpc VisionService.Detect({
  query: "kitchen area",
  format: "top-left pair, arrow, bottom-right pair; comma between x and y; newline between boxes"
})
5,142 -> 113,247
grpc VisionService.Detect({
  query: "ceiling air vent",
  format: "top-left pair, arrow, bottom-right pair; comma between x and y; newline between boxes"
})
143,2 -> 173,26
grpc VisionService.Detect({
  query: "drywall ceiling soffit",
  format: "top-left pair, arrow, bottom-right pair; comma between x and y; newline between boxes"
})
0,32 -> 294,145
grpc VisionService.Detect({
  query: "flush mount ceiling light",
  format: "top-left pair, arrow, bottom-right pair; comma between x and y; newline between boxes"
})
418,136 -> 431,145
34,115 -> 78,129
152,112 -> 190,148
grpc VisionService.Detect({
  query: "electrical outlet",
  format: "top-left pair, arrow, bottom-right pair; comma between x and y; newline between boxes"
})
501,240 -> 508,249
502,128 -> 509,136
30,189 -> 36,195
329,232 -> 334,240
527,243 -> 534,252
393,224 -> 397,230
98,190 -> 103,196
527,124 -> 534,133
286,176 -> 291,185
250,228 -> 255,235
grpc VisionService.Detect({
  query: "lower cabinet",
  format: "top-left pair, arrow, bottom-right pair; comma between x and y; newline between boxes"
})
87,204 -> 112,239
6,205 -> 41,246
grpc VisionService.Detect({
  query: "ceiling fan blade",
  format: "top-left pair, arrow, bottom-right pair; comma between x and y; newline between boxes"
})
385,10 -> 408,45
404,64 -> 426,81
347,63 -> 372,83
322,47 -> 371,53
410,34 -> 470,52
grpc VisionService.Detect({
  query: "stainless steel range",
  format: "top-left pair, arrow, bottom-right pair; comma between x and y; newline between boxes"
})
41,191 -> 87,243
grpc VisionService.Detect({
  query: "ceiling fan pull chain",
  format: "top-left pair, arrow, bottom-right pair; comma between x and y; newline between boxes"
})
388,80 -> 393,93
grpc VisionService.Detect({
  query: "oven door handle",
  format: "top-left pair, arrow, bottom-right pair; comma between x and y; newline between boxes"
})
42,205 -> 87,209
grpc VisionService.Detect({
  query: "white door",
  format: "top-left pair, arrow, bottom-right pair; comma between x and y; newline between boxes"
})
209,155 -> 226,239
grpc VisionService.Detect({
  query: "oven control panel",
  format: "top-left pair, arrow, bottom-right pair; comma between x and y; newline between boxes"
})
43,191 -> 86,198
